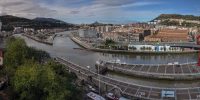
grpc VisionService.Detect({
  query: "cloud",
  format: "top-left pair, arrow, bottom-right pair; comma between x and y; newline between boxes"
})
0,0 -> 164,23
0,0 -> 56,18
70,10 -> 80,14
94,0 -> 136,6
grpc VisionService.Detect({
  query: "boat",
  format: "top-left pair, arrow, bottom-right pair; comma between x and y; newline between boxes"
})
87,92 -> 105,100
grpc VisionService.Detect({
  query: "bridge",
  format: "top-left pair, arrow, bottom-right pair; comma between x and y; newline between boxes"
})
54,30 -> 77,37
142,42 -> 200,49
169,43 -> 200,49
125,41 -> 200,49
56,57 -> 200,100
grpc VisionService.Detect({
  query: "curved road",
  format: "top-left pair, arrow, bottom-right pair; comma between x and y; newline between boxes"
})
57,57 -> 200,100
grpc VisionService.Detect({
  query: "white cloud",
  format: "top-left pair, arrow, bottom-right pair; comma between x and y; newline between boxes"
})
0,0 -> 163,23
0,0 -> 56,18
94,0 -> 136,6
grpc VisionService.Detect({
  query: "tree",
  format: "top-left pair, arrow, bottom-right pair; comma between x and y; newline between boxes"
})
4,37 -> 29,76
3,37 -> 82,100
44,61 -> 81,100
104,39 -> 116,46
12,60 -> 77,100
4,37 -> 50,77
12,61 -> 42,100
26,47 -> 50,63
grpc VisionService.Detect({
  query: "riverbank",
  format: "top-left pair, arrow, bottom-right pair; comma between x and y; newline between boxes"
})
22,34 -> 53,45
70,36 -> 198,54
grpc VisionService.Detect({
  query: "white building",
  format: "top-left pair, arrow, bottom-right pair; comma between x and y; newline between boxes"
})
78,29 -> 98,38
128,44 -> 182,52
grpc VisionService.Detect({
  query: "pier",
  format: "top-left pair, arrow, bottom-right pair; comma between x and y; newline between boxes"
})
22,34 -> 53,45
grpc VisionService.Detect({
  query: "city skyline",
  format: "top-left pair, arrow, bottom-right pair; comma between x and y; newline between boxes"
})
0,0 -> 200,24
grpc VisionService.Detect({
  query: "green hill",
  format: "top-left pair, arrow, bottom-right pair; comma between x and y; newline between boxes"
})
0,15 -> 75,31
153,14 -> 200,27
155,14 -> 200,21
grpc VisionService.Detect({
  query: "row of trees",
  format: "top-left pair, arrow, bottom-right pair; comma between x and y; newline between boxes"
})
104,39 -> 116,46
159,20 -> 180,26
1,37 -> 82,100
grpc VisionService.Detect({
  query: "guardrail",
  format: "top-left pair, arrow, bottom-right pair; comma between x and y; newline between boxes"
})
56,57 -> 200,100
101,61 -> 200,80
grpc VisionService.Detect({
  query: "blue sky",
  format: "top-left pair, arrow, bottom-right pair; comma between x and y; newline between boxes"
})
0,0 -> 200,24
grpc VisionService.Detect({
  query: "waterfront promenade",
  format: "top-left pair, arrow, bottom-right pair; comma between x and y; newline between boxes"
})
70,36 -> 198,54
99,61 -> 200,80
56,57 -> 200,100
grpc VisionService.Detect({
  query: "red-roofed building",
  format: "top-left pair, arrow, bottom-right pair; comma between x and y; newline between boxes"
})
144,28 -> 189,42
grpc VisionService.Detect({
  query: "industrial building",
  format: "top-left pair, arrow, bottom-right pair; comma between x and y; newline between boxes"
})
78,29 -> 98,38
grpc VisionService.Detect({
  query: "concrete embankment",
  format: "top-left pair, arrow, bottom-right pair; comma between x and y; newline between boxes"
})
56,57 -> 200,100
70,36 -> 198,54
70,36 -> 92,49
97,62 -> 200,80
105,66 -> 200,81
22,34 -> 53,45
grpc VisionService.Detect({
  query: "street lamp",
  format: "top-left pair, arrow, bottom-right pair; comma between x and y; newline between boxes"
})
96,60 -> 101,95
87,66 -> 90,71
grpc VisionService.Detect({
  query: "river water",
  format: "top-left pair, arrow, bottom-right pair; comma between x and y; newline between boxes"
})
2,31 -> 200,88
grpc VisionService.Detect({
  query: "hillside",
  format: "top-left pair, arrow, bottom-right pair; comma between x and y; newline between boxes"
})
155,14 -> 200,21
89,21 -> 114,27
33,17 -> 69,24
153,14 -> 200,27
0,15 -> 74,31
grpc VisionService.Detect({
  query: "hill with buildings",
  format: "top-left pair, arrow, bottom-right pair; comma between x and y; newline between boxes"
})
155,14 -> 200,21
152,14 -> 200,27
0,15 -> 74,31
89,21 -> 114,27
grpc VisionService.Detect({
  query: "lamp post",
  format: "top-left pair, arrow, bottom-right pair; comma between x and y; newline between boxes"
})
96,61 -> 101,95
87,66 -> 90,71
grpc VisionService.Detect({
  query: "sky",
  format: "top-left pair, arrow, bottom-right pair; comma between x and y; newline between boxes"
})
0,0 -> 200,24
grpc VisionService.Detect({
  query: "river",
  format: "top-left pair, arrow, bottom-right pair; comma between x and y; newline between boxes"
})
2,31 -> 200,88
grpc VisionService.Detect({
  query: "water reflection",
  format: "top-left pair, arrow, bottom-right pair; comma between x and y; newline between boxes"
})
98,52 -> 197,64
